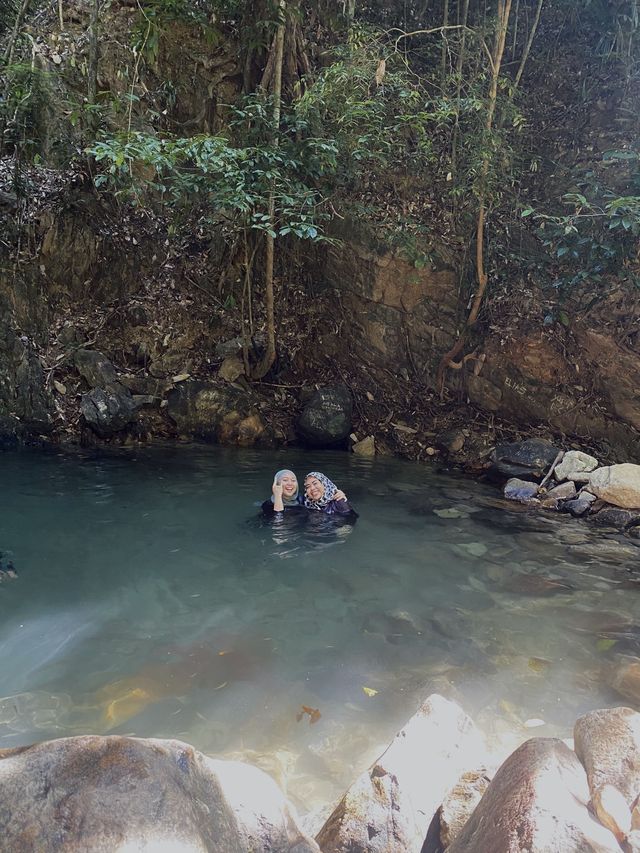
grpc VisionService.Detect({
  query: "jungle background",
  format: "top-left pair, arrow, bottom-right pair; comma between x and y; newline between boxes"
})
1,0 -> 639,464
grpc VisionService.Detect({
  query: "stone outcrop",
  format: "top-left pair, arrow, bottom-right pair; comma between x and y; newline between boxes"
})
167,381 -> 268,445
0,313 -> 53,441
315,694 -> 484,853
296,383 -> 353,447
587,464 -> 640,508
0,735 -> 319,853
447,738 -> 620,853
489,439 -> 560,481
75,349 -> 140,437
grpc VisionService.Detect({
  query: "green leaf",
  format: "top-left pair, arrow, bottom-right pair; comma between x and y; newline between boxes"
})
521,208 -> 534,217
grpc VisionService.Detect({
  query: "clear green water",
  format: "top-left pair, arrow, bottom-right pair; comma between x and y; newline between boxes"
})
1,446 -> 639,822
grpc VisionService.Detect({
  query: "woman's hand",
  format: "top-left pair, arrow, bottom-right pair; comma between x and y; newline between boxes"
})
272,481 -> 284,512
334,489 -> 347,502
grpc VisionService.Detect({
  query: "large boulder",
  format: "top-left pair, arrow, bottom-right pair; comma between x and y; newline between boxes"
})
488,439 -> 560,482
0,735 -> 319,853
75,349 -> 140,437
574,707 -> 640,811
297,384 -> 353,447
447,738 -> 620,853
74,349 -> 121,390
587,464 -> 640,509
80,388 -> 138,437
167,381 -> 268,446
315,694 -> 484,853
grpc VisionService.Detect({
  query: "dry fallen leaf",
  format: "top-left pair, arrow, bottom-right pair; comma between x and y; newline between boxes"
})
362,686 -> 378,697
297,704 -> 321,724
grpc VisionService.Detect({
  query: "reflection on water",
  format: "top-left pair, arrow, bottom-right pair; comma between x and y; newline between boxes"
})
1,445 -> 639,820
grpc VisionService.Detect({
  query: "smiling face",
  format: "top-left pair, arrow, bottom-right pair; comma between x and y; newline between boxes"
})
278,473 -> 298,498
304,476 -> 325,502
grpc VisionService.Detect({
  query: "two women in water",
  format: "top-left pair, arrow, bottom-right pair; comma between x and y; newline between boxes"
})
262,469 -> 357,519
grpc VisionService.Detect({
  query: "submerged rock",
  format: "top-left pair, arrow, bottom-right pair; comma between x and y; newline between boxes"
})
587,464 -> 640,509
447,738 -> 620,853
489,439 -> 560,482
589,507 -> 640,529
315,694 -> 484,853
504,478 -> 539,504
562,497 -> 594,518
0,735 -> 319,852
608,658 -> 640,707
296,384 -> 353,447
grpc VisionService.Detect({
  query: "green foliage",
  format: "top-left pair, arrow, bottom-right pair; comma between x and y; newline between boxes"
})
88,96 -> 338,242
522,152 -> 640,290
0,62 -> 52,157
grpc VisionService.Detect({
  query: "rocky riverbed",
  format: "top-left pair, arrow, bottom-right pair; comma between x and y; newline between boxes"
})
2,695 -> 640,852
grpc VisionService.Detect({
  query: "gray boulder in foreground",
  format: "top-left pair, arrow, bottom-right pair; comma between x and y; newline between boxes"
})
0,735 -> 319,853
447,738 -> 620,853
315,694 -> 484,853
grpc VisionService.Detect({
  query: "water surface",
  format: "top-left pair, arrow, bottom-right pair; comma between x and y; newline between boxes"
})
1,445 -> 639,822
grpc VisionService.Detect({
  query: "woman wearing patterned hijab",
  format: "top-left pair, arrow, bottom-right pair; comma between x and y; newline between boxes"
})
304,472 -> 358,518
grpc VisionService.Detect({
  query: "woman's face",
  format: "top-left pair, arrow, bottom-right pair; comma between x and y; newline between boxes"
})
279,473 -> 298,497
305,476 -> 324,501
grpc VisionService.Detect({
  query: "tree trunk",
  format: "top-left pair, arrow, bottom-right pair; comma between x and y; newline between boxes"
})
87,0 -> 100,107
440,0 -> 450,86
251,0 -> 286,380
513,0 -> 544,91
450,0 -> 470,178
3,0 -> 30,66
437,0 -> 512,393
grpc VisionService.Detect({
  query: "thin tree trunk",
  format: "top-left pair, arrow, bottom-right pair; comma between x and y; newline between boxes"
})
87,0 -> 99,107
58,0 -> 64,30
252,0 -> 286,380
511,0 -> 519,58
450,0 -> 470,178
437,0 -> 512,393
466,0 -> 512,327
513,0 -> 544,91
440,0 -> 450,86
3,0 -> 30,65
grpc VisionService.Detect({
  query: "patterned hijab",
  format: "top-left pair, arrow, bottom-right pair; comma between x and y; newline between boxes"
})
272,470 -> 300,506
304,471 -> 337,510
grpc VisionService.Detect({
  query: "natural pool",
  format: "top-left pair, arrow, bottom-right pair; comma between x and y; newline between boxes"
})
1,445 -> 639,825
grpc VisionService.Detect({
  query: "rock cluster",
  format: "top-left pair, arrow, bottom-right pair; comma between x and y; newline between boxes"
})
497,442 -> 640,535
4,697 -> 639,852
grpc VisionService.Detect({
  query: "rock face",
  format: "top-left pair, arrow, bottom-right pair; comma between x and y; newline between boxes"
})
315,694 -> 484,853
587,464 -> 640,508
447,738 -> 620,853
0,735 -> 319,853
489,439 -> 560,481
0,315 -> 53,440
167,381 -> 268,446
75,349 -> 141,437
296,384 -> 353,447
